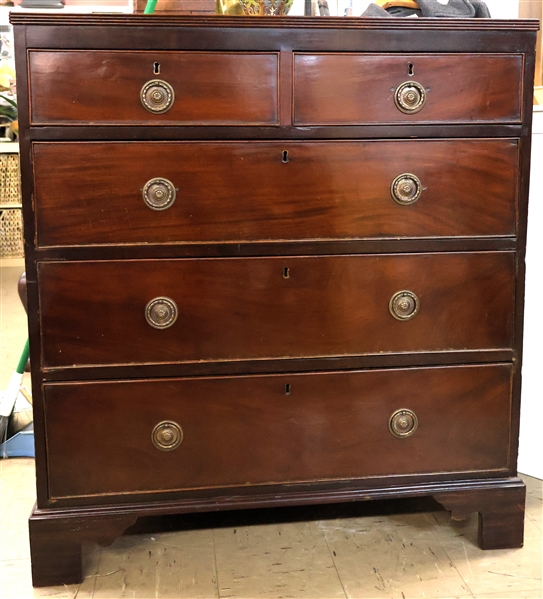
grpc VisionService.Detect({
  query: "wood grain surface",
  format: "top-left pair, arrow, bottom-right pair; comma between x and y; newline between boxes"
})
28,51 -> 279,126
37,252 -> 515,368
294,53 -> 523,125
43,364 -> 512,499
33,139 -> 519,246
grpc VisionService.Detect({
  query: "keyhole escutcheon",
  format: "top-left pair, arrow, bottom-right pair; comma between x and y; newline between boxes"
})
153,62 -> 161,74
285,384 -> 292,395
282,150 -> 289,163
283,267 -> 290,279
408,63 -> 414,76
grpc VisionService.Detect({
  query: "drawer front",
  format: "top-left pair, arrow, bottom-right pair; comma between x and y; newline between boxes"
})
33,139 -> 518,247
294,54 -> 523,125
44,364 -> 512,500
38,253 -> 514,368
28,51 -> 278,125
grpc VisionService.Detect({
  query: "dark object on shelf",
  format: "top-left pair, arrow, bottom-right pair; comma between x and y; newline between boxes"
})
9,12 -> 538,588
363,0 -> 491,18
20,0 -> 64,8
318,0 -> 329,16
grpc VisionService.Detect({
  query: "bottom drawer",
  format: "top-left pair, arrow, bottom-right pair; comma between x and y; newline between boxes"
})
44,364 -> 512,500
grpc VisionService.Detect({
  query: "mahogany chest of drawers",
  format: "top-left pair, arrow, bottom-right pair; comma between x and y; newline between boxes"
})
11,13 -> 538,587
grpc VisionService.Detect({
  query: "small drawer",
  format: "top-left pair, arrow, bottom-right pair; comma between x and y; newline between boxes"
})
44,364 -> 512,500
33,139 -> 519,247
294,53 -> 523,125
28,51 -> 279,126
38,252 -> 514,368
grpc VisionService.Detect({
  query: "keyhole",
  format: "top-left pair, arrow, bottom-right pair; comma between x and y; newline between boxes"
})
285,384 -> 291,395
154,62 -> 160,75
283,267 -> 290,279
408,63 -> 414,76
282,150 -> 289,163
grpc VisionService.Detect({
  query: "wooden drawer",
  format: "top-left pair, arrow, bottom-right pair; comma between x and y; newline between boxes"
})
28,51 -> 278,126
33,139 -> 519,247
294,54 -> 523,125
44,364 -> 512,500
38,252 -> 514,368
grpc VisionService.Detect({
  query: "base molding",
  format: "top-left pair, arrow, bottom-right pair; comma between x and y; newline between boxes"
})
29,476 -> 526,587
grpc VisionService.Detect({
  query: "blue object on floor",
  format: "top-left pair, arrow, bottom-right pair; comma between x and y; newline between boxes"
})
0,423 -> 35,458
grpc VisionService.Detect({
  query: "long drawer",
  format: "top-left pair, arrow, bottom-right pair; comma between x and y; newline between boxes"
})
33,139 -> 519,246
28,51 -> 279,126
43,364 -> 513,500
294,53 -> 523,125
38,252 -> 515,368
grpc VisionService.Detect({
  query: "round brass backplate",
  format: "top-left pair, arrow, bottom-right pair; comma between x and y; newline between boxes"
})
394,81 -> 426,114
391,173 -> 422,206
152,421 -> 183,451
389,290 -> 420,321
140,79 -> 175,114
145,297 -> 178,329
142,178 -> 177,211
389,409 -> 418,438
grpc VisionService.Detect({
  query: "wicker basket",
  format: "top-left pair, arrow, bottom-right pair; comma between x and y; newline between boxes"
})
0,208 -> 24,258
1,154 -> 22,205
0,153 -> 24,258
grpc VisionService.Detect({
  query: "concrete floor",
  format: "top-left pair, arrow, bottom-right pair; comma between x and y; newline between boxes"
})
0,264 -> 542,598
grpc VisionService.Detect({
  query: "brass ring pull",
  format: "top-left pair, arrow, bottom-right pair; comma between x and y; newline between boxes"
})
389,409 -> 418,438
145,297 -> 178,329
391,174 -> 422,206
152,421 -> 183,451
394,81 -> 426,114
142,178 -> 176,211
141,79 -> 175,114
389,290 -> 419,321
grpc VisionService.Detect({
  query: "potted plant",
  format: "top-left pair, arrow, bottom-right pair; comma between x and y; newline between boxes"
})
0,93 -> 17,140
0,37 -> 17,140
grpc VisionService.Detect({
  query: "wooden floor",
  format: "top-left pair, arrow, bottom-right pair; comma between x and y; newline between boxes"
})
1,263 -> 542,599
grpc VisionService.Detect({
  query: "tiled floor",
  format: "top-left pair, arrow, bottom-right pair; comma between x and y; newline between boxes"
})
1,264 -> 542,598
0,460 -> 541,599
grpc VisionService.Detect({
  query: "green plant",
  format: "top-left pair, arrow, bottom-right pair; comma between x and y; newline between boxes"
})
0,92 -> 17,122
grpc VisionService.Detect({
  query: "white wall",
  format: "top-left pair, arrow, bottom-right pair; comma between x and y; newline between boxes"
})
484,0 -> 519,19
